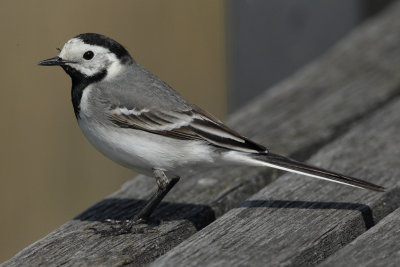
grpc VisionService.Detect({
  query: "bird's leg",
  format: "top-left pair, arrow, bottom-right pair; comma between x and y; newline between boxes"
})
133,169 -> 180,222
93,170 -> 180,236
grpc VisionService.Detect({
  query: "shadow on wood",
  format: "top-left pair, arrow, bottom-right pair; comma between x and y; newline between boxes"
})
75,198 -> 216,231
239,200 -> 375,229
75,198 -> 375,232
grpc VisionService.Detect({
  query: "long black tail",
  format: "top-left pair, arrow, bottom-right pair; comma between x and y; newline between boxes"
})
253,153 -> 385,192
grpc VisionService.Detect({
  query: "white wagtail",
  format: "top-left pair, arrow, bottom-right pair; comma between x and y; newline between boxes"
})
38,33 -> 384,231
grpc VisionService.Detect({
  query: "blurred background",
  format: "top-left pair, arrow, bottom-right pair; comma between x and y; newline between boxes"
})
0,0 -> 393,262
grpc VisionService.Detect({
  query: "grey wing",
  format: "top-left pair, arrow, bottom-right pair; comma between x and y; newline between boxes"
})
99,63 -> 266,153
106,105 -> 267,153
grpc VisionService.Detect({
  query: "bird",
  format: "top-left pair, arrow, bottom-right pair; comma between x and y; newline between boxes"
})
38,33 -> 384,233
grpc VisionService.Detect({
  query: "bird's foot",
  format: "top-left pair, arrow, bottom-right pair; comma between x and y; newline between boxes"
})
90,217 -> 160,236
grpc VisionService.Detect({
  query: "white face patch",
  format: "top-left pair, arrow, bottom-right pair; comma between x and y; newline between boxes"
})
59,38 -> 124,79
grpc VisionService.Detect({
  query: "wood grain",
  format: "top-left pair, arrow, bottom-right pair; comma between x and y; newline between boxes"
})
320,208 -> 400,267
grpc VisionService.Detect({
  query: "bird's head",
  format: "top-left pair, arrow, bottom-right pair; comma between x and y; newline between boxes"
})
38,33 -> 134,83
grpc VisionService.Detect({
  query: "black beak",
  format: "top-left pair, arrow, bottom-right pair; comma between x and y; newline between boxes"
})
37,56 -> 76,66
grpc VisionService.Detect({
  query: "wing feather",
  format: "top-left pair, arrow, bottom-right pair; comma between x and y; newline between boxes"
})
107,105 -> 267,153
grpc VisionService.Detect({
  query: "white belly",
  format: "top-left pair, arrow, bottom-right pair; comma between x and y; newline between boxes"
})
77,117 -> 216,177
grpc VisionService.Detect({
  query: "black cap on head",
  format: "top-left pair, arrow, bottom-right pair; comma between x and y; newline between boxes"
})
75,33 -> 134,64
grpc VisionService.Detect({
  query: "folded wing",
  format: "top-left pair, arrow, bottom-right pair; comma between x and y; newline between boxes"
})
107,105 -> 267,153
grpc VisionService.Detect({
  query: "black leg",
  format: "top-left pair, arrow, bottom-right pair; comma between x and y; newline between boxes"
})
133,169 -> 180,221
92,169 -> 180,236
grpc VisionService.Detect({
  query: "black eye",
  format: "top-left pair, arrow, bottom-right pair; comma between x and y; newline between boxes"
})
83,51 -> 94,60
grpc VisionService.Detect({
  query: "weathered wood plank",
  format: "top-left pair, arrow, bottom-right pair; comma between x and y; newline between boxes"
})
151,94 -> 400,267
319,207 -> 400,267
4,1 -> 400,266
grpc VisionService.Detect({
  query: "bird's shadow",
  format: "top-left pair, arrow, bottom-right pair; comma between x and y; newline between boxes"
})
239,200 -> 375,229
75,197 -> 375,230
74,198 -> 216,231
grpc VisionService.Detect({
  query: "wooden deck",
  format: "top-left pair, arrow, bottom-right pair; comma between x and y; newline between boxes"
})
3,1 -> 400,266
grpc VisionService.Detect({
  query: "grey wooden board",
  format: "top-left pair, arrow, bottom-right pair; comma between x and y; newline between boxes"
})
4,1 -> 400,266
152,89 -> 400,267
319,207 -> 400,267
